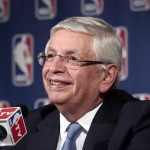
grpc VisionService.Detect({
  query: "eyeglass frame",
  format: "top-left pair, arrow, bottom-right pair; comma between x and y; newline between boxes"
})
37,52 -> 109,69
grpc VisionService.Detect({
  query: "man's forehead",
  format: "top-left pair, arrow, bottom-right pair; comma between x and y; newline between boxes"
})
47,41 -> 91,53
46,31 -> 95,58
46,47 -> 79,54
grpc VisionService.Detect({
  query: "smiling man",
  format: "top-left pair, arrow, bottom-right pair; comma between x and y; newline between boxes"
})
2,16 -> 150,150
42,29 -> 108,122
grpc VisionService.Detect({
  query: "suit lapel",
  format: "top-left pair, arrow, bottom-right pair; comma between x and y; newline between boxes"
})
26,109 -> 60,150
83,123 -> 116,150
83,90 -> 130,150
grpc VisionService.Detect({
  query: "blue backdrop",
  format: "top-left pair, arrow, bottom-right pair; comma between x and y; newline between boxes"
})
0,0 -> 150,110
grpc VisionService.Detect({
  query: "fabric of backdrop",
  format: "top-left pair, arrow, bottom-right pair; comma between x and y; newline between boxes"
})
0,0 -> 150,110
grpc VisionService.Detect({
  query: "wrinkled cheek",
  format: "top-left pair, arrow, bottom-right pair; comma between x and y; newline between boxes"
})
42,68 -> 48,94
42,67 -> 48,79
42,67 -> 49,88
72,77 -> 84,94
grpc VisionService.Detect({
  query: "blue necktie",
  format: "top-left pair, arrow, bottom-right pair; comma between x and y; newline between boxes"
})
61,123 -> 83,150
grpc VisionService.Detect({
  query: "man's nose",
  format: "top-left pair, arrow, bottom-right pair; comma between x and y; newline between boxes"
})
48,56 -> 66,73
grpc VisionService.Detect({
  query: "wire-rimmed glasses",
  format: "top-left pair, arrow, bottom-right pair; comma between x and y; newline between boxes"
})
37,52 -> 106,70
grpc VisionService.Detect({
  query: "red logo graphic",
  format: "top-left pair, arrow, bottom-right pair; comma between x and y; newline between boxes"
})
0,0 -> 9,23
0,107 -> 17,119
81,0 -> 104,15
35,0 -> 57,20
11,116 -> 26,143
12,34 -> 34,86
116,27 -> 128,81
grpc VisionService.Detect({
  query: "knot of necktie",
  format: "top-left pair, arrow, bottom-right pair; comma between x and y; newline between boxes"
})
67,123 -> 83,141
61,123 -> 83,150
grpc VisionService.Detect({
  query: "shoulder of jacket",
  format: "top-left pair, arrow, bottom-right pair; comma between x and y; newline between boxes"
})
25,104 -> 57,130
119,100 -> 150,127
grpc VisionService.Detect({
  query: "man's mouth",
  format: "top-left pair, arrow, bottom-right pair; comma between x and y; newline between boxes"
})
50,80 -> 70,86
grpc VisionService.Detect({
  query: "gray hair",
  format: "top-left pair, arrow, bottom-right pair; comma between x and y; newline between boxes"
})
48,16 -> 122,83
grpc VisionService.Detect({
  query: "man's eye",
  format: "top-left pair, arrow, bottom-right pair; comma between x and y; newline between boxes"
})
46,54 -> 54,59
65,56 -> 77,60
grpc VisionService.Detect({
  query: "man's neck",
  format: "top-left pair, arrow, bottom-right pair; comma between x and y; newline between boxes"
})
56,99 -> 103,122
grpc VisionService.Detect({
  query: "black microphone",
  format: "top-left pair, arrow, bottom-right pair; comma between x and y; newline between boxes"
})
0,125 -> 7,141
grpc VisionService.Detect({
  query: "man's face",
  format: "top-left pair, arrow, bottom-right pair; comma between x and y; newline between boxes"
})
42,29 -> 104,111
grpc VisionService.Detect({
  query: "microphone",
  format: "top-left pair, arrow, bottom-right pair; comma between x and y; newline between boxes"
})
0,125 -> 7,141
0,106 -> 27,146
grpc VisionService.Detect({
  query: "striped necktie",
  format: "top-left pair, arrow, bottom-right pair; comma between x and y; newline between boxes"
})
61,123 -> 83,150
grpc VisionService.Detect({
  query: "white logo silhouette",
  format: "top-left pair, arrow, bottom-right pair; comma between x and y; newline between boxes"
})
42,0 -> 53,11
13,35 -> 33,84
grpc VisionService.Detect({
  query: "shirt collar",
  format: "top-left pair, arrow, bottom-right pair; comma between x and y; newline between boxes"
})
59,102 -> 102,139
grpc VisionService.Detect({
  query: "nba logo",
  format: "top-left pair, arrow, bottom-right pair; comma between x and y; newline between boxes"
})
0,100 -> 10,108
116,27 -> 128,81
133,93 -> 150,100
81,0 -> 103,15
130,0 -> 150,11
35,0 -> 57,20
0,0 -> 9,23
34,98 -> 49,109
12,34 -> 34,87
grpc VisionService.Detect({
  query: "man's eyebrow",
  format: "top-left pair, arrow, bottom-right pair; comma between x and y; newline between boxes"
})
63,50 -> 78,55
47,48 -> 78,54
46,47 -> 56,52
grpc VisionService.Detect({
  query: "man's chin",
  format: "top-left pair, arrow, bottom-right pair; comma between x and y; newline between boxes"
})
50,98 -> 67,105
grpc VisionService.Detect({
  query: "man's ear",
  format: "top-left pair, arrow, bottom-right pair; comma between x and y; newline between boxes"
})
99,64 -> 118,93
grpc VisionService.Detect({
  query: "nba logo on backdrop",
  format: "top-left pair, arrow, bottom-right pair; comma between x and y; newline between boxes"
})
35,0 -> 57,20
130,0 -> 150,11
12,34 -> 34,87
81,0 -> 103,15
0,0 -> 9,23
133,93 -> 150,100
34,98 -> 49,109
116,27 -> 128,81
0,100 -> 10,107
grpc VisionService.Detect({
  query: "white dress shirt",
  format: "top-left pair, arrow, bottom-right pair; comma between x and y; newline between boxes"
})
57,103 -> 102,150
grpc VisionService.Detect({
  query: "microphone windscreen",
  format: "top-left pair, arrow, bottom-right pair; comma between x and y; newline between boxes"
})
0,107 -> 27,146
0,125 -> 7,141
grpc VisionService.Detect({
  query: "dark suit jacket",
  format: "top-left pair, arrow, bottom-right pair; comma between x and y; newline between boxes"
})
2,89 -> 150,150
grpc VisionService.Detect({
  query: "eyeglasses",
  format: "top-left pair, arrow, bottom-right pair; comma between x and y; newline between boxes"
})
37,52 -> 106,70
